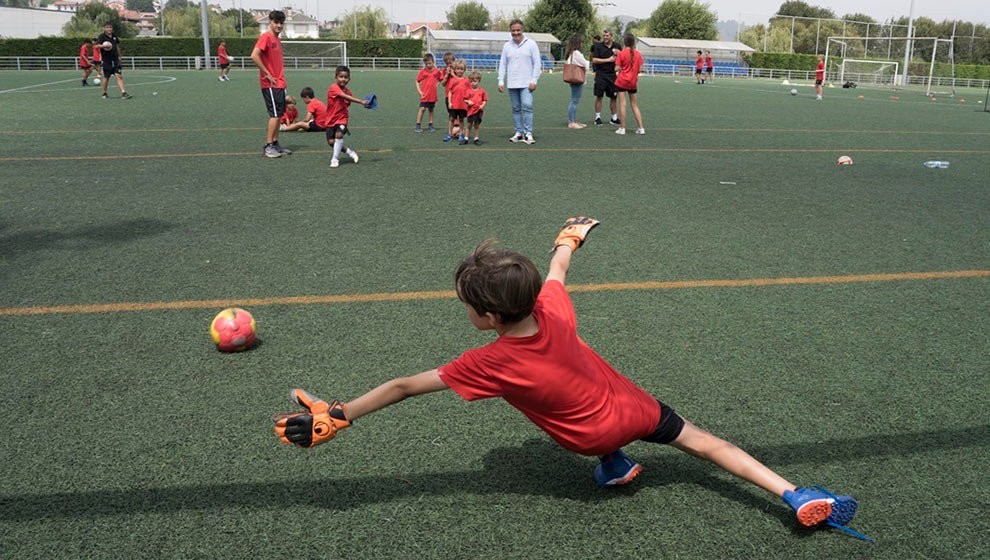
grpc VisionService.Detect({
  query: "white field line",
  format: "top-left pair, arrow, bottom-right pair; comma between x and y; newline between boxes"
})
0,75 -> 177,94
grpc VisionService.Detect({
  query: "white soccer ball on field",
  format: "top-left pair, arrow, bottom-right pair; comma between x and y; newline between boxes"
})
790,88 -> 797,95
837,155 -> 853,165
93,77 -> 101,84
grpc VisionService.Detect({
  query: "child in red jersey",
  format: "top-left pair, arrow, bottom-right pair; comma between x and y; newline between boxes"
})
91,36 -> 102,70
696,50 -> 704,83
282,87 -> 328,132
217,39 -> 231,82
445,60 -> 470,144
415,53 -> 443,133
705,50 -> 714,83
250,10 -> 290,158
613,34 -> 644,135
79,39 -> 93,86
279,95 -> 299,127
274,217 -> 864,538
324,65 -> 370,168
464,71 -> 488,145
815,54 -> 825,100
439,52 -> 457,139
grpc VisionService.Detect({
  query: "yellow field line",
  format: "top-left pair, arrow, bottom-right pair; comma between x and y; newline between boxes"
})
3,146 -> 990,162
1,270 -> 986,317
4,126 -> 989,135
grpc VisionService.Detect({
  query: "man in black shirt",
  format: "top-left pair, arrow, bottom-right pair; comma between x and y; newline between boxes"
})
590,29 -> 621,126
96,22 -> 131,100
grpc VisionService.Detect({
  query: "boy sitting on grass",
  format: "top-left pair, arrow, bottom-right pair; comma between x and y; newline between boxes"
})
275,219 -> 867,539
281,87 -> 327,132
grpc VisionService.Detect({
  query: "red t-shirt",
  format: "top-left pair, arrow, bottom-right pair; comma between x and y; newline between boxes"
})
306,99 -> 327,124
696,55 -> 704,70
705,55 -> 713,69
323,83 -> 351,127
815,61 -> 825,80
448,76 -> 470,110
254,31 -> 286,89
441,68 -> 455,93
615,49 -> 643,90
465,87 -> 487,115
79,44 -> 90,66
279,105 -> 298,125
417,67 -> 443,102
92,45 -> 102,63
218,44 -> 229,64
439,280 -> 662,457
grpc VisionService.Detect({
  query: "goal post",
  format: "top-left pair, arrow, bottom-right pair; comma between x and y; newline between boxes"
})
824,36 -> 955,96
280,41 -> 348,69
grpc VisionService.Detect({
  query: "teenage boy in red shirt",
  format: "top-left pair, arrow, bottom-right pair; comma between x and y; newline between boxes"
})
274,218 -> 867,540
251,10 -> 290,158
705,50 -> 714,83
79,39 -> 93,86
217,39 -> 231,82
695,50 -> 704,84
323,65 -> 370,168
415,53 -> 443,133
815,54 -> 825,100
282,87 -> 327,132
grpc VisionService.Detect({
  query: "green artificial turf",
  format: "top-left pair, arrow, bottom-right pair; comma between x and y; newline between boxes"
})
0,69 -> 988,559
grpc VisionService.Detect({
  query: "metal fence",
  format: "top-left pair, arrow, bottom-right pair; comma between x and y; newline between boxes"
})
2,56 -> 988,90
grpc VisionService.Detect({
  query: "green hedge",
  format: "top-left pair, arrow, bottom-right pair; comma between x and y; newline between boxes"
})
747,51 -> 990,79
0,37 -> 422,58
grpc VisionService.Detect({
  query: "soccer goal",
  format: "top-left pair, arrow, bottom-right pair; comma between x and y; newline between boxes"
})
825,36 -> 955,97
280,41 -> 347,70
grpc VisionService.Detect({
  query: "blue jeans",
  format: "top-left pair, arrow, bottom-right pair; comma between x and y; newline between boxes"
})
508,87 -> 534,134
568,83 -> 583,123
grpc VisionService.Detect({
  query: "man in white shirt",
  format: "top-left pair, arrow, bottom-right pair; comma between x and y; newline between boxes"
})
497,19 -> 542,144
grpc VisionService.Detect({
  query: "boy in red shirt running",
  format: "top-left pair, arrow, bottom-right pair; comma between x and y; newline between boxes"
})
79,39 -> 93,86
281,87 -> 327,132
217,39 -> 231,82
614,34 -> 644,135
464,71 -> 488,145
705,50 -> 714,83
250,10 -> 290,158
815,54 -> 825,100
324,65 -> 370,168
695,49 -> 704,84
274,217 -> 866,539
415,53 -> 443,133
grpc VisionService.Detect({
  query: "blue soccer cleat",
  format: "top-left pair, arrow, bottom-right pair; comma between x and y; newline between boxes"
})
810,486 -> 875,542
782,487 -> 833,527
594,449 -> 642,487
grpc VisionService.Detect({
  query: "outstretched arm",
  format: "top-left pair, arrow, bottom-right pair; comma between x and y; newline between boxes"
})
546,245 -> 572,286
346,369 -> 448,420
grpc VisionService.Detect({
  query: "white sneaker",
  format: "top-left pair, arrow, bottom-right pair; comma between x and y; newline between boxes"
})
635,128 -> 646,135
330,158 -> 339,168
615,128 -> 626,135
523,133 -> 535,144
349,150 -> 359,164
816,95 -> 823,100
509,133 -> 524,143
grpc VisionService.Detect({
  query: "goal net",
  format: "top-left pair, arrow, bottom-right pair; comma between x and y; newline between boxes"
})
280,41 -> 348,69
825,36 -> 955,96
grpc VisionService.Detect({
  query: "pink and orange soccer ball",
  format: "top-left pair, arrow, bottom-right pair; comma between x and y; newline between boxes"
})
837,155 -> 853,165
210,308 -> 257,352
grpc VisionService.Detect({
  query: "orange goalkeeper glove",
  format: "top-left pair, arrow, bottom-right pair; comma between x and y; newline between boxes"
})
273,389 -> 351,448
551,216 -> 600,253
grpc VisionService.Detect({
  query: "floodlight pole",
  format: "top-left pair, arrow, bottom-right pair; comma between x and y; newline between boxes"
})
201,0 -> 211,70
901,0 -> 915,86
239,0 -> 243,38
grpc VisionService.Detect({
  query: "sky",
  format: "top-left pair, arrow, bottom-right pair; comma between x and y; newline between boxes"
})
228,1 -> 989,27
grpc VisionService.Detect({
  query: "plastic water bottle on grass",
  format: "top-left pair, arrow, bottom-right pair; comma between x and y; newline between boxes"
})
923,161 -> 949,169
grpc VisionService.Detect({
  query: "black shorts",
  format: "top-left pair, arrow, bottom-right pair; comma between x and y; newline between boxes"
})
815,79 -> 823,86
450,109 -> 467,120
593,73 -> 617,98
615,85 -> 637,95
307,121 -> 325,132
695,68 -> 703,75
325,124 -> 350,140
262,87 -> 286,118
706,67 -> 713,73
102,63 -> 122,78
467,111 -> 483,124
420,101 -> 436,109
639,400 -> 685,445
220,63 -> 230,69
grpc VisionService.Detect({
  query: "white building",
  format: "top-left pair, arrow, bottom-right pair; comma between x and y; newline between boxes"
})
1,6 -> 73,37
258,11 -> 318,39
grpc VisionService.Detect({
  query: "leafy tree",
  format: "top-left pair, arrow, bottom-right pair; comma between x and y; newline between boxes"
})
646,0 -> 718,40
777,1 -> 834,19
222,8 -> 259,35
63,3 -> 138,38
164,0 -> 189,10
447,1 -> 489,31
527,0 -> 594,57
160,6 -> 236,37
490,9 -> 526,32
126,0 -> 155,12
334,6 -> 389,39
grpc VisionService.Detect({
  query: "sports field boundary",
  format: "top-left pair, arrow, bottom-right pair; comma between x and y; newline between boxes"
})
1,270 -> 986,317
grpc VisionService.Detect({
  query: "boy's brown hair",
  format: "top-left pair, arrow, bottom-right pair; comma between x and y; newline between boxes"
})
468,71 -> 482,81
454,239 -> 542,324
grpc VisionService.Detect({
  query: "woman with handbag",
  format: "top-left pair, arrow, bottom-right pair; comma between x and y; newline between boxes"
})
563,34 -> 590,129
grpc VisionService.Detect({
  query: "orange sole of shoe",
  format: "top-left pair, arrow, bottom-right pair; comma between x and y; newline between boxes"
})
612,464 -> 643,486
797,501 -> 833,526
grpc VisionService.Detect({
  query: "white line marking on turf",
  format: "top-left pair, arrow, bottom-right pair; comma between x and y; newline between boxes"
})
0,75 -> 177,94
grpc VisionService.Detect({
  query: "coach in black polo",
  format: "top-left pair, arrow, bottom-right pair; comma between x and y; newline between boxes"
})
95,22 -> 131,99
591,29 -> 621,126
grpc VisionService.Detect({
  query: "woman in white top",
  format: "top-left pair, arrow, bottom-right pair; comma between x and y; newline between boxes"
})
564,34 -> 591,129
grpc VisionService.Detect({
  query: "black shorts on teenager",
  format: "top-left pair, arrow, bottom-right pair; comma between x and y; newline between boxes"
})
639,400 -> 686,445
615,85 -> 637,95
102,63 -> 122,78
307,121 -> 325,132
420,101 -> 436,109
467,111 -> 483,124
695,68 -> 703,75
593,73 -> 617,98
450,108 -> 467,120
325,124 -> 350,141
220,63 -> 230,69
262,87 -> 286,118
815,79 -> 823,86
